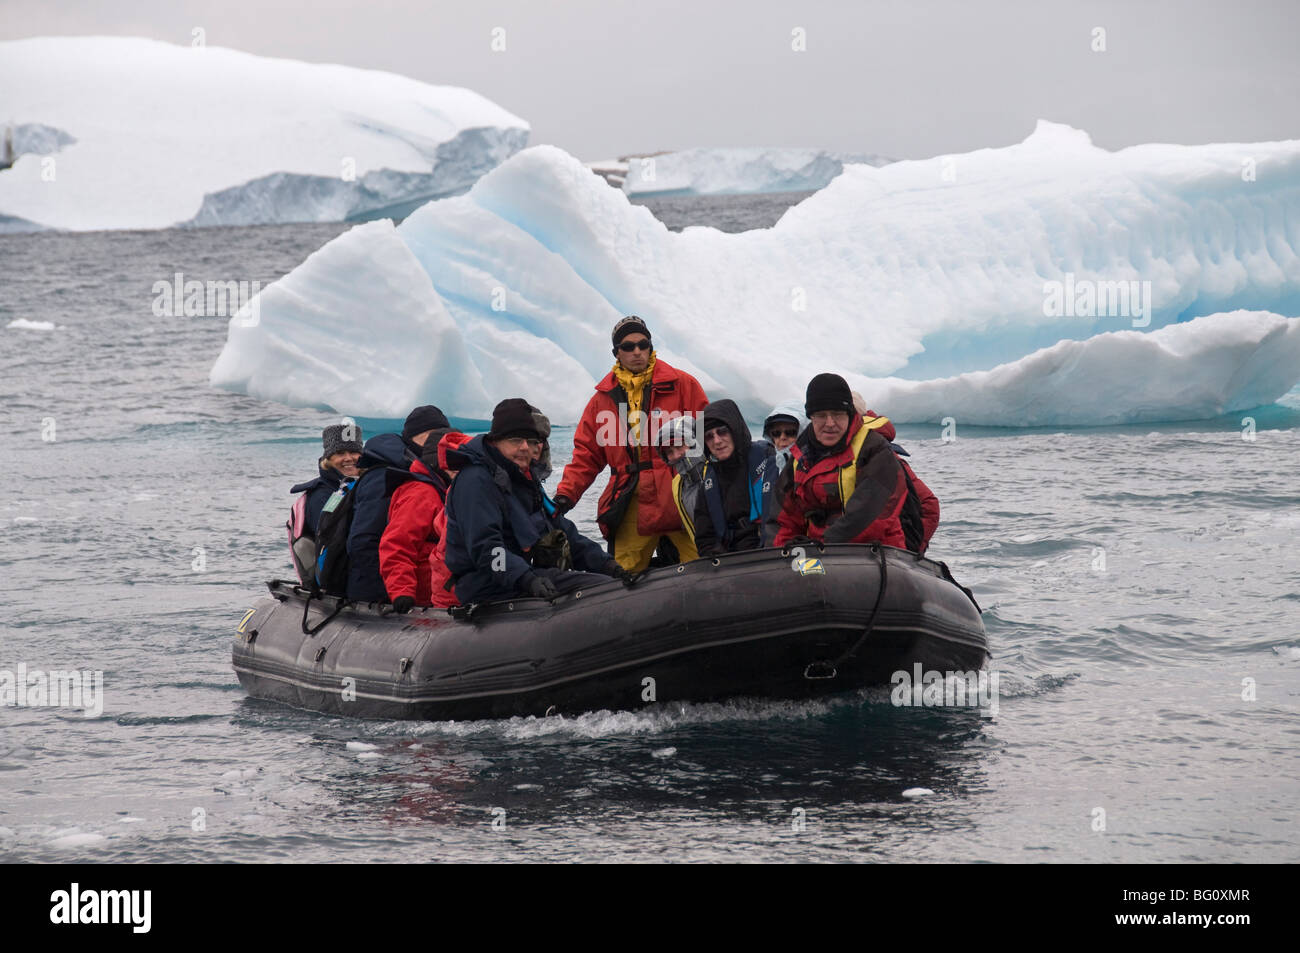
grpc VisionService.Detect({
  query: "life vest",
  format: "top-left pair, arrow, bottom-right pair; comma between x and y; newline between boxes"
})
697,444 -> 775,550
790,415 -> 892,519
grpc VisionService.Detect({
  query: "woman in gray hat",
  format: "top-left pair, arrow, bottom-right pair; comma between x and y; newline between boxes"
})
290,422 -> 364,536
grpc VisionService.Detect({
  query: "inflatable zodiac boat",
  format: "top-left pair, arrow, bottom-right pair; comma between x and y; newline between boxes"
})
231,543 -> 987,721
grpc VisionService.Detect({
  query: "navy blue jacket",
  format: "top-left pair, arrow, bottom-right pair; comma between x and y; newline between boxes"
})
290,462 -> 345,536
444,435 -> 607,604
346,433 -> 417,603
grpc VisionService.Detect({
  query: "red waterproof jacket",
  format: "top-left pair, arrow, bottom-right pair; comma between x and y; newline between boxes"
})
379,458 -> 449,605
769,413 -> 909,549
427,432 -> 473,608
863,410 -> 940,554
556,359 -> 708,541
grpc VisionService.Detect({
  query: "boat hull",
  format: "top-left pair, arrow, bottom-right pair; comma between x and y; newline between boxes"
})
231,544 -> 988,720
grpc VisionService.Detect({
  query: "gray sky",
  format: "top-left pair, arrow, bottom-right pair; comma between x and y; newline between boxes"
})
5,0 -> 1297,159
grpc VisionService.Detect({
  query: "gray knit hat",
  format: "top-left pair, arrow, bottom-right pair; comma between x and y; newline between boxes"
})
322,423 -> 363,457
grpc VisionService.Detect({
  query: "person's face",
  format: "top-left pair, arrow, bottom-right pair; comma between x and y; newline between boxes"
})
705,424 -> 735,462
326,450 -> 360,478
615,333 -> 651,373
409,428 -> 434,448
495,436 -> 539,470
663,444 -> 687,465
811,411 -> 850,447
767,422 -> 799,451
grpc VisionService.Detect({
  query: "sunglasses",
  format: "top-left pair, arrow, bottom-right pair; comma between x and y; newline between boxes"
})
617,339 -> 652,352
767,427 -> 798,439
704,425 -> 731,440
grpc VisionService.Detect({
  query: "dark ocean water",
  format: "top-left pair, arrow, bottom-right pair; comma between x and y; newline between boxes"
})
1,196 -> 1298,863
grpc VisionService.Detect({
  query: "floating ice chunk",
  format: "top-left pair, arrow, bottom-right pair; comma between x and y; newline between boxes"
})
346,741 -> 379,751
6,319 -> 56,330
0,36 -> 529,231
902,787 -> 936,799
621,147 -> 894,196
49,831 -> 107,848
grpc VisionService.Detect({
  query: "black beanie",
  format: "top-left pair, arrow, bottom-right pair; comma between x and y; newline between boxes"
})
487,398 -> 541,441
805,373 -> 855,417
402,405 -> 450,439
612,315 -> 651,347
321,423 -> 364,457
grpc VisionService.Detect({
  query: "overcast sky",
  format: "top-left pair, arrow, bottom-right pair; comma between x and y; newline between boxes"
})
4,0 -> 1297,159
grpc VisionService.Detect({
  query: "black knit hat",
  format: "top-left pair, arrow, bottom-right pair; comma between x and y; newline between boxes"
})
402,405 -> 450,439
612,315 -> 651,347
321,423 -> 363,457
805,373 -> 855,417
488,398 -> 541,441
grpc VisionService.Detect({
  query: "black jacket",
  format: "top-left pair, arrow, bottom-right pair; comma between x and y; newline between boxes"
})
290,462 -> 346,536
691,399 -> 775,556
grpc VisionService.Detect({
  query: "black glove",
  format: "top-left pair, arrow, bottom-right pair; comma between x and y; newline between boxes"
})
391,595 -> 416,614
551,494 -> 574,517
601,559 -> 631,581
525,573 -> 559,599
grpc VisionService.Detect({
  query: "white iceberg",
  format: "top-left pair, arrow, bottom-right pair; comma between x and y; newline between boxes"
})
0,36 -> 529,231
211,122 -> 1300,426
620,147 -> 893,196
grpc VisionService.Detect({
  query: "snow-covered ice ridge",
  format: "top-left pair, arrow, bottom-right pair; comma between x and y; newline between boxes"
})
618,147 -> 894,196
211,121 -> 1300,427
0,36 -> 529,231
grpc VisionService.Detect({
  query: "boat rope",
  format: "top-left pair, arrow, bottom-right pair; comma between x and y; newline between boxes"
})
301,590 -> 347,636
804,543 -> 888,680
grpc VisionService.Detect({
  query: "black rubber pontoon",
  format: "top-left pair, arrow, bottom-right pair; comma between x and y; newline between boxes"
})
231,543 -> 987,721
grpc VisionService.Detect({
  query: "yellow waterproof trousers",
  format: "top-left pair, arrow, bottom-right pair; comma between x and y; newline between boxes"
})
613,496 -> 699,572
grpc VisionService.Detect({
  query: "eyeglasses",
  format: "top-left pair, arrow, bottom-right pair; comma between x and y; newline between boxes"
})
501,436 -> 543,448
767,427 -> 798,439
704,425 -> 730,441
617,339 -> 652,352
811,411 -> 849,424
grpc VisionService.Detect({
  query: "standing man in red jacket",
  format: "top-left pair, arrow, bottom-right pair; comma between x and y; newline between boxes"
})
554,316 -> 709,572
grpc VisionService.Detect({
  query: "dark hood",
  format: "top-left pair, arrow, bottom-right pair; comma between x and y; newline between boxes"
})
702,398 -> 752,466
357,432 -> 413,471
419,428 -> 459,476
